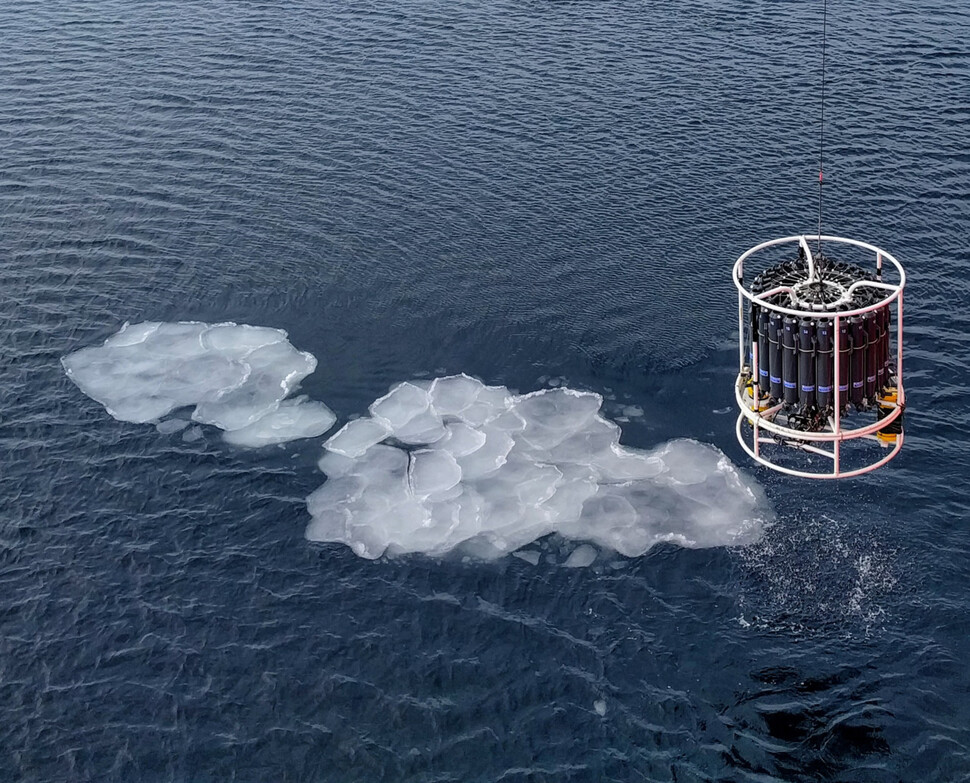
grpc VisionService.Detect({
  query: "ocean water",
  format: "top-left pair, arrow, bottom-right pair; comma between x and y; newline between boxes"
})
2,1 -> 969,780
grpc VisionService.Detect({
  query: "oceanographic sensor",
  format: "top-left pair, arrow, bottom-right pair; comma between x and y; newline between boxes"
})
733,234 -> 905,478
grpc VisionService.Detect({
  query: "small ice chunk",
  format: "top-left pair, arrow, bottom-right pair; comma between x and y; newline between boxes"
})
455,428 -> 514,480
422,489 -> 485,552
512,549 -> 541,566
541,470 -> 598,530
392,408 -> 447,445
181,426 -> 204,442
438,422 -> 487,458
428,374 -> 484,416
590,444 -> 664,482
580,493 -> 638,533
349,445 -> 411,493
408,449 -> 462,498
194,342 -> 316,431
514,388 -> 603,450
458,402 -> 499,427
594,700 -> 607,716
200,323 -> 285,355
475,384 -> 514,412
222,398 -> 336,447
488,408 -> 527,434
512,460 -> 563,506
651,440 -> 717,485
304,505 -> 352,543
325,417 -> 391,458
564,544 -> 597,568
156,419 -> 189,434
546,414 -> 620,465
136,322 -> 208,359
108,395 -> 185,424
370,382 -> 431,429
307,476 -> 365,518
318,450 -> 357,477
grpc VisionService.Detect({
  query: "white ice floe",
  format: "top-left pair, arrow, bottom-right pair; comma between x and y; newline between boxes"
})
64,325 -> 770,563
62,321 -> 334,446
307,376 -> 770,560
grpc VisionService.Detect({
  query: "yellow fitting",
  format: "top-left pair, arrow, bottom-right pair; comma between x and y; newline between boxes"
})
876,386 -> 903,444
878,387 -> 898,406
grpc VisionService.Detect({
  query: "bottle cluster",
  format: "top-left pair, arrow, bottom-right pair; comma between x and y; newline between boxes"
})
748,257 -> 893,418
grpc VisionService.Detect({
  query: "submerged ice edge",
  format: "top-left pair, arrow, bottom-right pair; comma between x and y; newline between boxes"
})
62,321 -> 772,563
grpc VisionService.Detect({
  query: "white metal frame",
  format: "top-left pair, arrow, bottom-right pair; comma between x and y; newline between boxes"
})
733,234 -> 906,478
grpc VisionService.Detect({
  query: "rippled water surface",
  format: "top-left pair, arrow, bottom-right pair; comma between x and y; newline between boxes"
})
3,1 -> 969,780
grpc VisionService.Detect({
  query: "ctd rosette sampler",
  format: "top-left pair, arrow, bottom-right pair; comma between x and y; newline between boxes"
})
733,234 -> 905,478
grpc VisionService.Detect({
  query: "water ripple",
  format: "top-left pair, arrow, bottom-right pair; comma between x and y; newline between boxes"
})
2,0 -> 969,780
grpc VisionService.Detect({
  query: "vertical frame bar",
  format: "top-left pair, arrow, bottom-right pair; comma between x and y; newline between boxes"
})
738,260 -> 746,374
896,290 -> 904,404
752,342 -> 761,457
833,313 -> 841,476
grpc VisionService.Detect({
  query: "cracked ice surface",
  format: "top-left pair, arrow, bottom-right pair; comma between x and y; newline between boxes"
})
62,321 -> 335,447
308,376 -> 770,559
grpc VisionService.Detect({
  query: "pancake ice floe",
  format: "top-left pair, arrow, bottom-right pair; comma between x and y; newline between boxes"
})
307,376 -> 770,560
62,321 -> 335,447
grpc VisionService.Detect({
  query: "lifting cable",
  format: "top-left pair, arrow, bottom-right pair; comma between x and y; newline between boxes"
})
816,0 -> 828,257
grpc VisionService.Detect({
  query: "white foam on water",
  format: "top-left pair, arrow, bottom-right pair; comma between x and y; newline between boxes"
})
62,321 -> 334,446
307,376 -> 771,560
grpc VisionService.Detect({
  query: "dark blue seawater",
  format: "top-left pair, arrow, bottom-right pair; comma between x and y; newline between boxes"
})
2,0 -> 969,780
